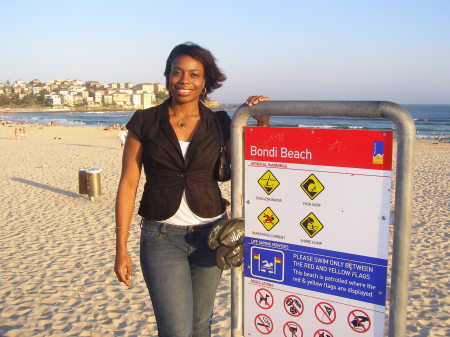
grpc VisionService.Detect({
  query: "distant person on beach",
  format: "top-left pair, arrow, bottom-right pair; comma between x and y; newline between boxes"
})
118,127 -> 127,147
114,42 -> 269,336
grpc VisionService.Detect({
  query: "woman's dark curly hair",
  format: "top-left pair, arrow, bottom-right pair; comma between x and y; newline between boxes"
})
164,42 -> 227,100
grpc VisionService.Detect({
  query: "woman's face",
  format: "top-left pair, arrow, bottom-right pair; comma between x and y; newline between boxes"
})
169,55 -> 206,105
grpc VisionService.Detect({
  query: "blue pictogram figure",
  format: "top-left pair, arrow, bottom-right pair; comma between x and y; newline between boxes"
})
250,247 -> 284,282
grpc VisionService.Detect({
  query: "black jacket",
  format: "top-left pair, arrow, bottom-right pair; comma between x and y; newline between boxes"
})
126,100 -> 231,221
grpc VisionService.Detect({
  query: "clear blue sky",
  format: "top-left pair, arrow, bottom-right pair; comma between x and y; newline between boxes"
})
1,0 -> 449,104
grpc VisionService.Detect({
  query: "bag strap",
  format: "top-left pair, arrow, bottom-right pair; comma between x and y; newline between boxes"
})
213,112 -> 226,153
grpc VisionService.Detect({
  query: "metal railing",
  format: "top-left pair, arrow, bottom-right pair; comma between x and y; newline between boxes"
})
230,101 -> 415,337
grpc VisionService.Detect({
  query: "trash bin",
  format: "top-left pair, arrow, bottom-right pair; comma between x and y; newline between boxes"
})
86,168 -> 102,201
78,168 -> 88,194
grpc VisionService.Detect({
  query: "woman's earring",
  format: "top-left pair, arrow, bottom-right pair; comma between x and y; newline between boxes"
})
201,87 -> 207,95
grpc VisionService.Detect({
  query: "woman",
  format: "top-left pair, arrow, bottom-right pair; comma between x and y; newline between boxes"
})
114,42 -> 269,337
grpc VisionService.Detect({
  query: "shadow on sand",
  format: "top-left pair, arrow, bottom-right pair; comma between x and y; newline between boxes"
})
11,177 -> 83,198
67,143 -> 117,150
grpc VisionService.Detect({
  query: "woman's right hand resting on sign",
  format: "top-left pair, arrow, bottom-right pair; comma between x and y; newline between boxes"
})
246,95 -> 270,126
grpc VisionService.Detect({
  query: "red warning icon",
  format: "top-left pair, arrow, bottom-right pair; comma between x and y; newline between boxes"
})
284,295 -> 304,317
254,314 -> 273,335
314,302 -> 336,324
283,321 -> 303,337
254,288 -> 274,310
314,329 -> 334,337
348,309 -> 371,333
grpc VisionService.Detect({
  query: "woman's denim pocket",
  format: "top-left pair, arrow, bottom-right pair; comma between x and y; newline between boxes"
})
140,221 -> 163,245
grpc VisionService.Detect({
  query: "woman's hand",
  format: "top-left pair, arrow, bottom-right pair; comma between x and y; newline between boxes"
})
246,95 -> 270,126
246,95 -> 270,106
114,132 -> 141,288
114,252 -> 133,287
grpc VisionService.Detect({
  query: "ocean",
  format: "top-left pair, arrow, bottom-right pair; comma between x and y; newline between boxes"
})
1,104 -> 449,140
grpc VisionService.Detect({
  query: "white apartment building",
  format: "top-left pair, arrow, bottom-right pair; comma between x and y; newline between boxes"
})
131,94 -> 142,107
14,80 -> 25,87
45,94 -> 62,106
84,97 -> 94,105
62,95 -> 75,106
91,90 -> 105,104
74,96 -> 84,105
103,95 -> 113,105
112,93 -> 131,106
142,93 -> 155,109
117,89 -> 133,95
134,83 -> 155,93
154,83 -> 164,94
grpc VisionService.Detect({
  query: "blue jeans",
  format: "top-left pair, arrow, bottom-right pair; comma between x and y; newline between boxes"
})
140,217 -> 224,337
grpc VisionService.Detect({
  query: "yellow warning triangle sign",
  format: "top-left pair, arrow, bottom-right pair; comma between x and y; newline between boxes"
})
300,212 -> 324,238
300,174 -> 324,200
258,170 -> 280,195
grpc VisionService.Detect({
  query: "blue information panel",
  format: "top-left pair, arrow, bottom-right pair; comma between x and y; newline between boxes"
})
244,237 -> 388,306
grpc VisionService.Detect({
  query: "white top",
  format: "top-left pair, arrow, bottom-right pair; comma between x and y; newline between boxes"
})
162,141 -> 223,226
118,130 -> 127,142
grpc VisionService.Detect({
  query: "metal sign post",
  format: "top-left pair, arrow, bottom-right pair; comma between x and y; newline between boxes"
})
230,101 -> 415,337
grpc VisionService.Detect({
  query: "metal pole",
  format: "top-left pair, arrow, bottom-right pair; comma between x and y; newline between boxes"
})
230,101 -> 415,337
230,106 -> 251,337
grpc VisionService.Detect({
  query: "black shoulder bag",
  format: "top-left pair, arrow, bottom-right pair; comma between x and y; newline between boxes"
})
213,112 -> 231,182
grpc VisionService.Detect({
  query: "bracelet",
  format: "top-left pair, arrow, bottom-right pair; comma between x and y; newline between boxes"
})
115,227 -> 130,237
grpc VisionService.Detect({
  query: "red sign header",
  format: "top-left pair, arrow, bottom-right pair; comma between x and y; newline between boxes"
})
244,127 -> 392,170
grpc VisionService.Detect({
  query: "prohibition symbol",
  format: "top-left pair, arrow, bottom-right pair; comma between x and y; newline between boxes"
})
348,309 -> 371,333
301,174 -> 324,200
314,329 -> 334,337
258,207 -> 280,231
283,321 -> 303,337
258,170 -> 280,195
254,314 -> 273,334
300,212 -> 324,238
314,302 -> 336,324
284,295 -> 304,317
254,288 -> 274,309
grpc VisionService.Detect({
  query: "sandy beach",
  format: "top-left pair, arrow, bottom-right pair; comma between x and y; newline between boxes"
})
0,125 -> 448,337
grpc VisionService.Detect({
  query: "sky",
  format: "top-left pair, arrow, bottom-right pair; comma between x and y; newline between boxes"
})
1,0 -> 449,104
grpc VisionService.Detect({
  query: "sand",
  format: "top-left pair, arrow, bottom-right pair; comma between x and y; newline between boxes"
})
0,124 -> 448,337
